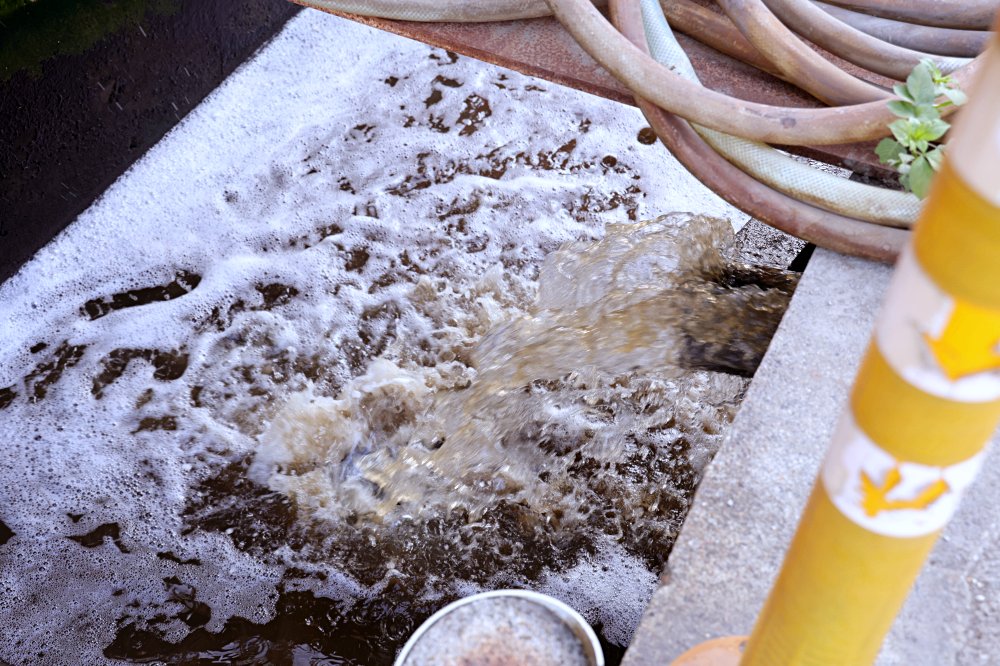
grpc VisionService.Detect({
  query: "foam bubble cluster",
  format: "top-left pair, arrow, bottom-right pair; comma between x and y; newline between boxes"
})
0,10 -> 747,665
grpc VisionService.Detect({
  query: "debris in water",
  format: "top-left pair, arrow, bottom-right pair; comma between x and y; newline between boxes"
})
252,213 -> 792,528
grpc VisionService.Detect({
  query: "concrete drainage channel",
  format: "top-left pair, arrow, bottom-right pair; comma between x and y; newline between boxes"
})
1,6 -> 801,666
11,4 -> 997,666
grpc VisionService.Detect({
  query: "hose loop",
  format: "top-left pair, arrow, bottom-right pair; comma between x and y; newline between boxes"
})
293,0 -> 999,261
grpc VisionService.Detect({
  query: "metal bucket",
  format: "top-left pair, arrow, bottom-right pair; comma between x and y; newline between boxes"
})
394,589 -> 605,666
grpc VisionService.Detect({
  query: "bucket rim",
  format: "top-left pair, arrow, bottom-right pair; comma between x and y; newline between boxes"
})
393,588 -> 605,666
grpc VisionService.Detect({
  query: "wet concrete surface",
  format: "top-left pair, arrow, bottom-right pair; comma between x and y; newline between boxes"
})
0,0 -> 300,284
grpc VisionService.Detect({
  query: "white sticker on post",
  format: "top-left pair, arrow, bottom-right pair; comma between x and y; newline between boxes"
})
876,248 -> 1000,403
821,415 -> 985,538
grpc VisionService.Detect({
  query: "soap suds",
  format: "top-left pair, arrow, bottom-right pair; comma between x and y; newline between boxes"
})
0,10 -> 748,665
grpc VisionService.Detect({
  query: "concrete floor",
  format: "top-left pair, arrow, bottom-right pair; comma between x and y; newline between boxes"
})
623,248 -> 1000,665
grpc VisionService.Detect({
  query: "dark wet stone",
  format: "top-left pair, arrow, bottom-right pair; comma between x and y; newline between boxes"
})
636,127 -> 657,145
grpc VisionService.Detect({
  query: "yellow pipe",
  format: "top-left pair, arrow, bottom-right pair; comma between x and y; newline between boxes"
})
673,22 -> 1000,666
737,29 -> 1000,666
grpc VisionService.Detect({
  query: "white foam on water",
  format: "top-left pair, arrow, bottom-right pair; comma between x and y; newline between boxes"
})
0,9 -> 748,664
536,543 -> 659,648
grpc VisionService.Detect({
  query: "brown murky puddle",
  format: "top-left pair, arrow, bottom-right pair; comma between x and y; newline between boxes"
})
0,216 -> 796,665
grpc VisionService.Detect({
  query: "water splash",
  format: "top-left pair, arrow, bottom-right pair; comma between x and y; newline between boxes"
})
251,213 -> 792,536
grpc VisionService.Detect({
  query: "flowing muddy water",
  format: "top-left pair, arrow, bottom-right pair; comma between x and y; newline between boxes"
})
0,12 -> 797,666
253,214 -> 791,529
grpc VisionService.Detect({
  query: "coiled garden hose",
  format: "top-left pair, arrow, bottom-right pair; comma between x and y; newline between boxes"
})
291,0 -> 558,22
544,0 -> 984,145
638,0 -> 920,229
714,0 -> 889,105
763,0 -> 970,80
292,0 -> 999,261
821,0 -> 998,30
613,0 -> 908,261
657,0 -> 786,79
815,2 -> 991,58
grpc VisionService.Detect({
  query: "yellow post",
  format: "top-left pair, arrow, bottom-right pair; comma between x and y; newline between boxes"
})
735,32 -> 1000,666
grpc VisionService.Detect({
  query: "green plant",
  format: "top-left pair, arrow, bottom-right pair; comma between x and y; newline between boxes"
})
875,60 -> 967,199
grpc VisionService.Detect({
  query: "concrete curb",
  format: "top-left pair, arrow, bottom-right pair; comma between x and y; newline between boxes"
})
623,248 -> 1000,665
